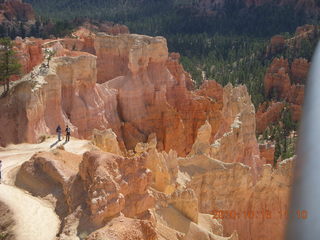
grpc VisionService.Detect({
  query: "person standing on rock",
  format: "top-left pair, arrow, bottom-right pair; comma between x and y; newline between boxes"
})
65,125 -> 71,142
56,125 -> 62,141
0,160 -> 2,183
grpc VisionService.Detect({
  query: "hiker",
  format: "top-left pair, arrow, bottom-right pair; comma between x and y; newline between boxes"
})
65,125 -> 71,142
0,160 -> 2,183
56,125 -> 62,141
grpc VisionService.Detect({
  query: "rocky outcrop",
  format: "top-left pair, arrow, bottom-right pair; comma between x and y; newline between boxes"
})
92,128 -> 123,155
85,216 -> 157,240
15,150 -> 84,216
79,151 -> 154,225
93,33 -> 223,156
14,37 -> 45,74
259,56 -> 306,132
256,102 -> 285,134
0,0 -> 35,24
136,133 -> 179,194
0,52 -> 121,146
15,147 -> 239,240
264,57 -> 291,99
180,147 -> 294,240
259,142 -> 275,165
210,84 -> 263,172
266,35 -> 286,56
2,32 -> 253,164
291,58 -> 310,84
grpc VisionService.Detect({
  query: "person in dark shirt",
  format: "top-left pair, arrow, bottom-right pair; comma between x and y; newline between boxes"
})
65,125 -> 71,142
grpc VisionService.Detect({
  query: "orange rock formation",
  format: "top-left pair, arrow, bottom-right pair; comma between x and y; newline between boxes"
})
0,0 -> 35,23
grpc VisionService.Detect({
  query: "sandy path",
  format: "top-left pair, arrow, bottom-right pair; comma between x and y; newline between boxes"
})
0,137 -> 93,240
0,184 -> 60,240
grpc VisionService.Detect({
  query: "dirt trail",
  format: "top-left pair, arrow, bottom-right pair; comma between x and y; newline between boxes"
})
0,137 -> 94,240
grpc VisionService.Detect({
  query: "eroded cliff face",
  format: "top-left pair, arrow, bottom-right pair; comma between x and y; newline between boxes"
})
16,146 -> 240,240
210,84 -> 263,172
4,29 -> 296,240
180,122 -> 294,240
256,56 -> 306,134
0,52 -> 121,146
1,32 -> 224,159
0,0 -> 35,24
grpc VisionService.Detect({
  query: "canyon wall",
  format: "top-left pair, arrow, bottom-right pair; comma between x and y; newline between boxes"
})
2,32 -> 260,164
2,29 -> 297,240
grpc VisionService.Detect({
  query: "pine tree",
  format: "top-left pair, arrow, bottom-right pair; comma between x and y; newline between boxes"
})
0,38 -> 21,96
19,22 -> 26,38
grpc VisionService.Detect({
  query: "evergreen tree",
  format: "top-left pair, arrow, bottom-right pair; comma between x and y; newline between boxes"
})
19,22 -> 26,38
0,38 -> 21,95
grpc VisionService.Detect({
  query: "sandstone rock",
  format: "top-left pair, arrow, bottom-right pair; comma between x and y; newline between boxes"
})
290,58 -> 310,84
154,204 -> 238,240
92,128 -> 123,155
166,52 -> 195,90
79,151 -> 154,225
266,35 -> 286,56
169,189 -> 199,223
260,57 -> 307,132
256,101 -> 285,134
264,57 -> 291,100
15,149 -> 84,216
184,223 -> 238,240
85,216 -> 157,240
179,150 -> 294,240
14,38 -> 45,74
139,134 -> 179,194
259,142 -> 275,165
211,84 -> 263,172
0,53 -> 121,146
95,34 -> 222,156
188,120 -> 212,157
2,33 -> 225,160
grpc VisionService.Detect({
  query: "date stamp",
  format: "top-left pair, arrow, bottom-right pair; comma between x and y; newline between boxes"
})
211,209 -> 308,220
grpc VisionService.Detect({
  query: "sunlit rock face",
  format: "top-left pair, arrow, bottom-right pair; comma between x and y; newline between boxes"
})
13,37 -> 45,74
1,31 -> 264,173
210,84 -> 264,173
2,33 -> 224,159
180,131 -> 294,240
79,151 -> 155,225
0,53 -> 121,146
92,33 -> 224,156
92,128 -> 124,155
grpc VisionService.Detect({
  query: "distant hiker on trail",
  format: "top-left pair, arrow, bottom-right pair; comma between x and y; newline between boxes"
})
65,125 -> 71,142
56,125 -> 62,141
0,160 -> 2,183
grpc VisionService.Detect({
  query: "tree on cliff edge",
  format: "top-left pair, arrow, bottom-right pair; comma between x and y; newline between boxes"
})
0,37 -> 21,96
